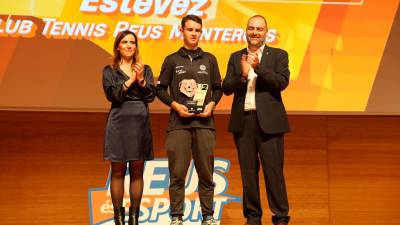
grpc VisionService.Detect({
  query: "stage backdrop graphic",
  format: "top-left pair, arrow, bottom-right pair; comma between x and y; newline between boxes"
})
0,0 -> 399,113
88,158 -> 240,225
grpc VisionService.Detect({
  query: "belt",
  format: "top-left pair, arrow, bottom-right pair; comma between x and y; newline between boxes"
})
244,110 -> 257,115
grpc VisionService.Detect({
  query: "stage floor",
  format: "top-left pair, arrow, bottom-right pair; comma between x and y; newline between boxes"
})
1,111 -> 399,225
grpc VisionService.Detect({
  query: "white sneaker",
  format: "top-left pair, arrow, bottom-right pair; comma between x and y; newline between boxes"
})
201,216 -> 218,225
171,216 -> 183,225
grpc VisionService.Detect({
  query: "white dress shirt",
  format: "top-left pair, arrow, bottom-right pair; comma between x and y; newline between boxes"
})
244,45 -> 264,111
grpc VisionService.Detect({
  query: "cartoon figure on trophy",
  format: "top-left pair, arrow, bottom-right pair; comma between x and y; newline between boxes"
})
179,79 -> 208,114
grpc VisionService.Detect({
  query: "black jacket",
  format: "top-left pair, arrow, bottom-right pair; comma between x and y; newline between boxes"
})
157,47 -> 222,131
222,45 -> 290,134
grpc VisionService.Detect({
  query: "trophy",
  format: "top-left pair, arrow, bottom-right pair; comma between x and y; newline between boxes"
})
189,84 -> 208,113
179,79 -> 208,114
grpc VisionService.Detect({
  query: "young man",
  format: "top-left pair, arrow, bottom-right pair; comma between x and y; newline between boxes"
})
156,15 -> 222,225
222,15 -> 291,225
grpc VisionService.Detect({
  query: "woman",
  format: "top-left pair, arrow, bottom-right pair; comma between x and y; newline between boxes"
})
102,30 -> 155,225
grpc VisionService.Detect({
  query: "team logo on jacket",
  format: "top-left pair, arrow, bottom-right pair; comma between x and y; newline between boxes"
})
198,65 -> 208,74
88,158 -> 240,225
175,65 -> 186,75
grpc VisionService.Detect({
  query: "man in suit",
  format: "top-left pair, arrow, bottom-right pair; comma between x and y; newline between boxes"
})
222,15 -> 290,225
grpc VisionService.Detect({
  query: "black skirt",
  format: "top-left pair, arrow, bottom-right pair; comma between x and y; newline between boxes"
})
104,101 -> 154,162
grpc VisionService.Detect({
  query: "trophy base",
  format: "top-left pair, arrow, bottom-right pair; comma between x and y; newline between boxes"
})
187,100 -> 204,114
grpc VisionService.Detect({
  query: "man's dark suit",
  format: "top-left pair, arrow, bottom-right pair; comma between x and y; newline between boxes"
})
222,45 -> 290,225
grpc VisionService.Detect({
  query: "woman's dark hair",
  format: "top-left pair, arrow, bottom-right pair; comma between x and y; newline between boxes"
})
112,30 -> 139,69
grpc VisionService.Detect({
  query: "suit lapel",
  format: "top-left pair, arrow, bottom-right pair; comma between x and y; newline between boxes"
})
240,48 -> 247,58
260,45 -> 270,66
236,48 -> 248,69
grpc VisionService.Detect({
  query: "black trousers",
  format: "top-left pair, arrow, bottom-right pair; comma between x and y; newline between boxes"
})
233,113 -> 290,225
165,128 -> 216,217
